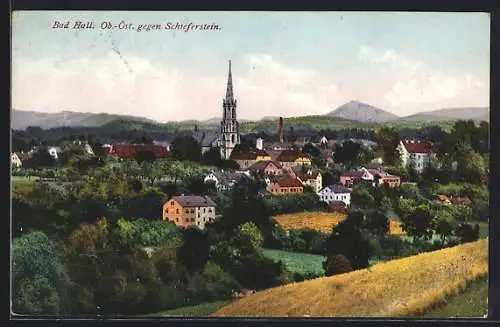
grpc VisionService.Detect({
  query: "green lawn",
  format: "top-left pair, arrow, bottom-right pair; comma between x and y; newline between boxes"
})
151,300 -> 231,317
476,222 -> 489,239
423,277 -> 488,318
262,248 -> 325,276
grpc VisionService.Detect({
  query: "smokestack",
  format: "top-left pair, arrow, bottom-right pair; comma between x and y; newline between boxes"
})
279,117 -> 284,144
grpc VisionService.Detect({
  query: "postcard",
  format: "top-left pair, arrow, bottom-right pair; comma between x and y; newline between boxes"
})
11,11 -> 490,318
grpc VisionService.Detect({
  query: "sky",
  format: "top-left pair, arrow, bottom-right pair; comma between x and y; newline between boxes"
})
11,11 -> 490,122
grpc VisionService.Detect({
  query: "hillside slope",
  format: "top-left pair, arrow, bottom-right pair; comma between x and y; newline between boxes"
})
12,109 -> 159,130
212,239 -> 488,317
326,101 -> 400,122
400,107 -> 489,122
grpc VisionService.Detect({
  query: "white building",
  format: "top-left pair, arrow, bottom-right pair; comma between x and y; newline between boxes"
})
397,140 -> 437,173
47,147 -> 60,160
84,144 -> 94,155
317,184 -> 352,206
11,153 -> 22,168
256,138 -> 264,150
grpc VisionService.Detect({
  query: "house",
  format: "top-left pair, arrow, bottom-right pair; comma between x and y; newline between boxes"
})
367,168 -> 401,188
318,184 -> 352,206
449,196 -> 472,206
230,150 -> 271,169
339,168 -> 374,187
437,195 -> 452,204
328,200 -> 347,213
266,177 -> 304,195
203,170 -> 250,192
162,195 -> 216,230
319,136 -> 328,147
289,167 -> 322,193
256,138 -> 264,150
84,144 -> 94,155
276,150 -> 312,168
397,139 -> 438,173
248,160 -> 284,176
11,153 -> 22,168
48,146 -> 61,160
263,142 -> 297,151
108,144 -> 169,159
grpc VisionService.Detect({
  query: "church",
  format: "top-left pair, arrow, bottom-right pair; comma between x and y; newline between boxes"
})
216,60 -> 241,160
194,60 -> 241,160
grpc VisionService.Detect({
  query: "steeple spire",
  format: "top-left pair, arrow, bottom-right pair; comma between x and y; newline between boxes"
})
225,60 -> 233,100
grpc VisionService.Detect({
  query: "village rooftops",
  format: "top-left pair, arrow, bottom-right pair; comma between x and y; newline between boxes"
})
291,167 -> 320,180
325,184 -> 352,193
401,140 -> 438,154
270,177 -> 304,188
276,150 -> 310,162
248,160 -> 283,171
170,195 -> 216,208
341,171 -> 365,178
230,150 -> 270,160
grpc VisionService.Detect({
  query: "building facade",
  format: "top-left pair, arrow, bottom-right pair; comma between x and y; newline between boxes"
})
248,160 -> 284,176
218,60 -> 241,160
290,168 -> 323,193
318,184 -> 352,206
397,140 -> 438,173
162,195 -> 216,230
266,177 -> 304,195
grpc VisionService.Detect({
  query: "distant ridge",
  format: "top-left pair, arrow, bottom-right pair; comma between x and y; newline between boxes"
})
399,107 -> 489,122
326,100 -> 400,122
11,109 -> 159,130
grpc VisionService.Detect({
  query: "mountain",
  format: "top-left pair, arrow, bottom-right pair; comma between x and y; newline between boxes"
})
11,109 -> 160,130
399,107 -> 489,122
326,101 -> 400,122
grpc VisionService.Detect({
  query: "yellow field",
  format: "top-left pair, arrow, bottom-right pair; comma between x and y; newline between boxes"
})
275,212 -> 346,233
213,239 -> 488,317
274,212 -> 405,236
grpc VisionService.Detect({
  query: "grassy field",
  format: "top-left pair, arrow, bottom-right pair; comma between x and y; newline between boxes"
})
151,300 -> 231,317
212,239 -> 488,317
262,249 -> 325,276
423,277 -> 488,318
274,212 -> 404,236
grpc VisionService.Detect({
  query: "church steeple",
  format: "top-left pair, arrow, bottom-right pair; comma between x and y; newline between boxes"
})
225,60 -> 233,100
219,59 -> 240,160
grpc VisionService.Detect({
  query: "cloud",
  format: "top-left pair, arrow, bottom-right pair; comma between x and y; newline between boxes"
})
12,52 -> 346,121
12,48 -> 488,122
356,46 -> 489,111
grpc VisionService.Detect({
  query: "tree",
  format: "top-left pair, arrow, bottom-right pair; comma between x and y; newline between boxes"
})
454,223 -> 480,243
435,219 -> 453,243
324,217 -> 373,270
202,147 -> 222,167
333,141 -> 363,169
375,127 -> 401,166
170,136 -> 202,162
364,210 -> 389,236
350,185 -> 375,210
323,254 -> 353,277
237,222 -> 264,249
400,204 -> 437,240
12,232 -> 69,315
471,199 -> 489,222
177,227 -> 210,275
135,150 -> 156,164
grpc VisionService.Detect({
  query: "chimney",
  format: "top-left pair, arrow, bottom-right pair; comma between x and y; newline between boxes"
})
279,117 -> 284,144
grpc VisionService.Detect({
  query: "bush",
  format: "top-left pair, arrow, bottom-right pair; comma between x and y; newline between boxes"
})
323,254 -> 353,277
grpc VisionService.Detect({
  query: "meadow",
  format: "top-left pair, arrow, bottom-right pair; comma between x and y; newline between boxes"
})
274,212 -> 405,236
262,249 -> 325,276
212,239 -> 488,317
151,300 -> 231,317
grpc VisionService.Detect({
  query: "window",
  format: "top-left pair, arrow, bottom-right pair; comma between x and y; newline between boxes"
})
198,213 -> 200,218
176,209 -> 179,214
185,209 -> 189,213
191,218 -> 195,222
165,209 -> 169,214
171,201 -> 174,206
208,208 -> 213,213
176,218 -> 179,222
191,209 -> 195,214
203,208 -> 206,213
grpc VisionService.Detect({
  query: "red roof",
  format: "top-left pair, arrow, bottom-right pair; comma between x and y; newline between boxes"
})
231,150 -> 270,161
292,168 -> 320,181
110,144 -> 169,158
341,171 -> 365,178
271,177 -> 304,188
402,140 -> 437,154
277,150 -> 310,163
